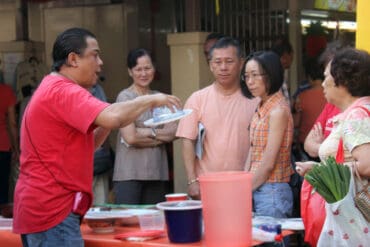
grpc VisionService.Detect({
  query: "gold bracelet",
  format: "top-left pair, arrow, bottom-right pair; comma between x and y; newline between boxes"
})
187,178 -> 198,186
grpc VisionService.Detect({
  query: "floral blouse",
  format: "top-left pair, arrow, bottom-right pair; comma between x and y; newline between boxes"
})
319,97 -> 370,163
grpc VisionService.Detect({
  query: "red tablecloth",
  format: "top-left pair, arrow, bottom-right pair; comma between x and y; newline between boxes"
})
0,224 -> 293,247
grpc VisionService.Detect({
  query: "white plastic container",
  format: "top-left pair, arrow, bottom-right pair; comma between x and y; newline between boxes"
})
138,211 -> 165,231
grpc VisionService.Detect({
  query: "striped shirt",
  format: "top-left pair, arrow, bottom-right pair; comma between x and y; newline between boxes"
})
249,91 -> 294,182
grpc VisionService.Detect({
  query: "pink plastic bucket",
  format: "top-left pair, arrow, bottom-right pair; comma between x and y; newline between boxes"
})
199,171 -> 252,247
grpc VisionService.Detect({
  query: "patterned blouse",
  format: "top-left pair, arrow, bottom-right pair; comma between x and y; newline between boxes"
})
249,91 -> 294,183
319,97 -> 370,163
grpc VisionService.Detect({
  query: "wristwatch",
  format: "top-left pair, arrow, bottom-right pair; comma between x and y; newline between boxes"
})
150,128 -> 157,138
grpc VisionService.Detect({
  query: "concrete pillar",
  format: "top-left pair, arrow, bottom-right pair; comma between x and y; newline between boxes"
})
167,32 -> 213,193
356,0 -> 370,52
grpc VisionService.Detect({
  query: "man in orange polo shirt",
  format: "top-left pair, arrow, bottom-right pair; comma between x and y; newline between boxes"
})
176,37 -> 259,199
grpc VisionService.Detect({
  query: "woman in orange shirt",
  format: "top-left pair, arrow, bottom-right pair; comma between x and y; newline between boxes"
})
241,51 -> 294,218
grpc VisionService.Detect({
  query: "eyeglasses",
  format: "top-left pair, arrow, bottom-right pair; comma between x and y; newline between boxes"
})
242,73 -> 266,81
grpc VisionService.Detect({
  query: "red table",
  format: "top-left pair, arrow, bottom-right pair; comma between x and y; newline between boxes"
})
0,224 -> 293,247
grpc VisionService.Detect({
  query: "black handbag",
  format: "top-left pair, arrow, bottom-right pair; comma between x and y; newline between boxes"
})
93,146 -> 114,176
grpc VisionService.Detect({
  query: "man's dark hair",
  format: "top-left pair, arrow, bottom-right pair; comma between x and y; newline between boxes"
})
271,36 -> 293,57
127,48 -> 153,69
204,33 -> 225,62
52,27 -> 96,72
240,51 -> 284,99
209,37 -> 243,60
205,32 -> 225,43
304,58 -> 324,81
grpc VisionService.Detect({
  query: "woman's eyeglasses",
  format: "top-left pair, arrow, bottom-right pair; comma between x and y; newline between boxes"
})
241,73 -> 266,81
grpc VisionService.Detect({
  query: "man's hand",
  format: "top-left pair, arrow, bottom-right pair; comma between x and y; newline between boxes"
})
151,94 -> 181,112
187,182 -> 200,200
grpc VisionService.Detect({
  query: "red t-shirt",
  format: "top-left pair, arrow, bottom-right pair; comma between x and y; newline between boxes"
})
0,84 -> 16,151
13,74 -> 109,234
314,103 -> 341,138
297,88 -> 326,143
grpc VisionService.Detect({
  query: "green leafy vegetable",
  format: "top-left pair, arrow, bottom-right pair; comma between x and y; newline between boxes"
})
305,156 -> 350,203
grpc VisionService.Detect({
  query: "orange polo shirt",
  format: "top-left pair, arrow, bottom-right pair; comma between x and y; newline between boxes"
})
176,83 -> 259,176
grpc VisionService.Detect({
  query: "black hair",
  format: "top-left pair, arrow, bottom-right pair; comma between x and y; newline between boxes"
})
208,37 -> 243,60
304,58 -> 324,81
205,32 -> 225,43
240,51 -> 284,99
127,48 -> 153,69
271,36 -> 293,57
330,48 -> 370,97
52,27 -> 96,72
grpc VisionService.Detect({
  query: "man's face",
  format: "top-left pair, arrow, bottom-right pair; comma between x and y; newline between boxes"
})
203,39 -> 217,63
76,37 -> 103,89
280,52 -> 293,69
209,46 -> 243,87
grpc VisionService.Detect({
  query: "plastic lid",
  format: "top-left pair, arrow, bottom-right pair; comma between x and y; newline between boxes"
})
156,200 -> 202,211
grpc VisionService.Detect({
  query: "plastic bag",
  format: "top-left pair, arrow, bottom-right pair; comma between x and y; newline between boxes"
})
317,168 -> 370,247
300,180 -> 326,247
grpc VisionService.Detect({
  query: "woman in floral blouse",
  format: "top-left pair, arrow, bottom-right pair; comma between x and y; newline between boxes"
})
296,48 -> 370,246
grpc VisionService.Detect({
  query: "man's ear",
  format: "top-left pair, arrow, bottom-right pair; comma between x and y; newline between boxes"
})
66,52 -> 79,67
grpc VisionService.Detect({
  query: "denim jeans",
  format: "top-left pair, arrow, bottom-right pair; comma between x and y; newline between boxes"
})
253,183 -> 293,247
253,182 -> 293,218
21,213 -> 83,247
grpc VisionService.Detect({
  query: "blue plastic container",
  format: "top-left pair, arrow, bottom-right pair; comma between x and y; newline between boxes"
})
156,200 -> 202,243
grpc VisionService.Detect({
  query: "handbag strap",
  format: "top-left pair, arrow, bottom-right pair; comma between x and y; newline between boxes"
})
336,105 -> 370,164
353,161 -> 369,189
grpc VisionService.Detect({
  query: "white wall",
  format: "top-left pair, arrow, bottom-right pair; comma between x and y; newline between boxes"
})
42,5 -> 126,102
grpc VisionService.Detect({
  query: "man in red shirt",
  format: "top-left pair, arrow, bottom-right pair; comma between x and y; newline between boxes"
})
13,27 -> 180,247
